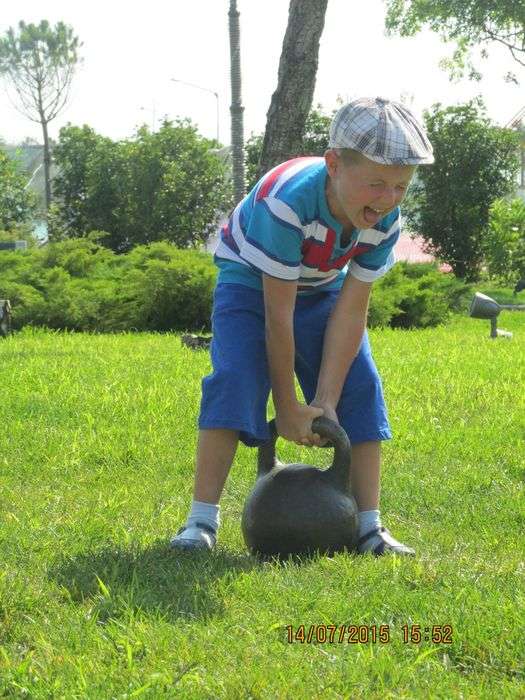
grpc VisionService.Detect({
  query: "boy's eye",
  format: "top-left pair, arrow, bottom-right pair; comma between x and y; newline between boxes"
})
370,183 -> 408,190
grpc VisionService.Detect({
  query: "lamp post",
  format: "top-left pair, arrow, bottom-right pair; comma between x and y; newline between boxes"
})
170,78 -> 220,143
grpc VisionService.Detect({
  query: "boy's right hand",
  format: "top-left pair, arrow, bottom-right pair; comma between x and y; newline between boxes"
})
275,403 -> 325,447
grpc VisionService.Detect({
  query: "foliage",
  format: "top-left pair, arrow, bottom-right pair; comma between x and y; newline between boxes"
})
244,133 -> 264,193
0,237 -> 216,333
245,105 -> 335,190
51,120 -> 233,253
0,19 -> 81,121
0,20 -> 82,209
482,197 -> 525,284
368,262 -> 471,328
384,0 -> 525,83
48,125 -> 109,236
0,224 -> 38,248
103,243 -> 216,332
0,150 -> 37,229
0,239 -> 470,332
402,99 -> 521,281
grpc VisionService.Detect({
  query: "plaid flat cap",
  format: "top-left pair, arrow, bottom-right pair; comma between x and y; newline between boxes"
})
329,97 -> 434,165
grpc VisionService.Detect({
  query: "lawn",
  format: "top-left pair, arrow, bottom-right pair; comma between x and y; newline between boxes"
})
1,310 -> 524,698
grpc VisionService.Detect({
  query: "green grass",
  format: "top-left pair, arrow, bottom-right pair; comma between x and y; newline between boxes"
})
1,311 -> 524,699
474,285 -> 525,306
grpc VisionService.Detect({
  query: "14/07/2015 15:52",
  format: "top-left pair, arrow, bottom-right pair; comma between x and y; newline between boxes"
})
285,624 -> 453,644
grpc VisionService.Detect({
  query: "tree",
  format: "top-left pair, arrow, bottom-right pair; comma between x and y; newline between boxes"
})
482,197 -> 525,284
245,105 -> 335,190
0,149 -> 37,230
384,0 -> 525,83
49,125 -> 109,237
228,0 -> 246,204
51,120 -> 232,253
403,98 -> 521,280
257,0 -> 329,178
0,20 -> 82,211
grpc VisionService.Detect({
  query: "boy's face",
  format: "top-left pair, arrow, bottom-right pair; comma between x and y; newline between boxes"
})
324,149 -> 416,231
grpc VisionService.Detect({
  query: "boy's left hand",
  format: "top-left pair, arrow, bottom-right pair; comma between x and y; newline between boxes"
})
309,399 -> 339,447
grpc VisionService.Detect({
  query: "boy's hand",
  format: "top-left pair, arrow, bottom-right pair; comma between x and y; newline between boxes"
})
309,399 -> 340,447
275,403 -> 324,447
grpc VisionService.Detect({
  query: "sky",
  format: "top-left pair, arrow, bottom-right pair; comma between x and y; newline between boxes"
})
0,0 -> 524,147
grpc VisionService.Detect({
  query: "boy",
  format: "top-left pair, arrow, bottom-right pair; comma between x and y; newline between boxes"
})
170,97 -> 434,556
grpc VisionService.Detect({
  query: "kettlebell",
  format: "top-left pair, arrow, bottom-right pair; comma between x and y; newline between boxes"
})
241,416 -> 358,559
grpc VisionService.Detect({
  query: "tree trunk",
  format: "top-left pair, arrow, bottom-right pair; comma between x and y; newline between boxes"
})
257,0 -> 329,179
229,0 -> 246,204
40,117 -> 51,211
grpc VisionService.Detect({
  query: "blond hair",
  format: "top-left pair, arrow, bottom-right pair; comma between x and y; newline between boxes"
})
334,147 -> 369,166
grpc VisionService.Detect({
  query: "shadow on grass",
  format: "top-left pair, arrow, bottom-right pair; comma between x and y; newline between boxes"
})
47,539 -> 333,624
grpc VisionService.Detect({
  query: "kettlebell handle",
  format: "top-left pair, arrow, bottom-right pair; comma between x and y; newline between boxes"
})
256,417 -> 352,493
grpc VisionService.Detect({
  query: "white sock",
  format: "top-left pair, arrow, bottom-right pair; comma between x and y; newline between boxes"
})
358,509 -> 382,552
172,500 -> 220,546
187,500 -> 220,531
358,510 -> 411,553
358,509 -> 381,537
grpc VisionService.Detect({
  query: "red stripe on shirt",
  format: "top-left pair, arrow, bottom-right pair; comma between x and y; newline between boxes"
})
301,229 -> 337,271
330,244 -> 372,270
256,157 -> 316,202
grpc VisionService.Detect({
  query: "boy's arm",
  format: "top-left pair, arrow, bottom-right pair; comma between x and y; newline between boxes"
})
262,273 -> 299,411
314,273 -> 373,408
263,273 -> 325,445
314,210 -> 401,408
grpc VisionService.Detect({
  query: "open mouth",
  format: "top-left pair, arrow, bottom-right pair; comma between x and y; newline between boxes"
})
363,206 -> 387,224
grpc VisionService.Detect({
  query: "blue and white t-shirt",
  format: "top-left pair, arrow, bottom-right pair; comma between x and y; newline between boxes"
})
213,156 -> 401,296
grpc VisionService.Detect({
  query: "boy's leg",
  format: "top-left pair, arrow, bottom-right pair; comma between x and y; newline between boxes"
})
193,428 -> 240,504
350,440 -> 381,511
293,292 -> 415,556
171,283 -> 272,551
350,440 -> 414,554
170,428 -> 239,551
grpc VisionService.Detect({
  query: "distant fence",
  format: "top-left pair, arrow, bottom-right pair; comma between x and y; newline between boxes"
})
0,241 -> 28,251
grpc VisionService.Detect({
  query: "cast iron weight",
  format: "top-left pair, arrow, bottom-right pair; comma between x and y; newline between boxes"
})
241,416 -> 359,561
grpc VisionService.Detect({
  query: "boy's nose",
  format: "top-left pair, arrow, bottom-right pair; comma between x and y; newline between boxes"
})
375,187 -> 399,211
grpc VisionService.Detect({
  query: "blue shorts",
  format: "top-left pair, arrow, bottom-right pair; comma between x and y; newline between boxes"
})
198,282 -> 392,447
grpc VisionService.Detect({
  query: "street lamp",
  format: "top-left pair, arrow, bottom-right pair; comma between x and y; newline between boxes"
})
170,78 -> 220,143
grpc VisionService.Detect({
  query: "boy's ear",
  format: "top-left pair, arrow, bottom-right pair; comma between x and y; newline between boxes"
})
324,149 -> 339,177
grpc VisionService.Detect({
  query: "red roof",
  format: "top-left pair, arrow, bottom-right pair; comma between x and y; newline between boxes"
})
395,233 -> 452,272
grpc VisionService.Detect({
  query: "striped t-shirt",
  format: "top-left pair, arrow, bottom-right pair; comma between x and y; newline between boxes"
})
213,156 -> 401,296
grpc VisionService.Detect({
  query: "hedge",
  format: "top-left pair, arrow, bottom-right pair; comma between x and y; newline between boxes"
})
0,236 -> 470,333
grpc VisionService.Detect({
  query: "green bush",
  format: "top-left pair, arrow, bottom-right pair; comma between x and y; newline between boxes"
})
403,99 -> 521,281
482,197 -> 525,285
369,262 -> 471,329
0,223 -> 38,248
1,241 -> 471,333
104,244 -> 216,332
0,237 -> 217,333
0,150 -> 37,229
51,121 -> 233,252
